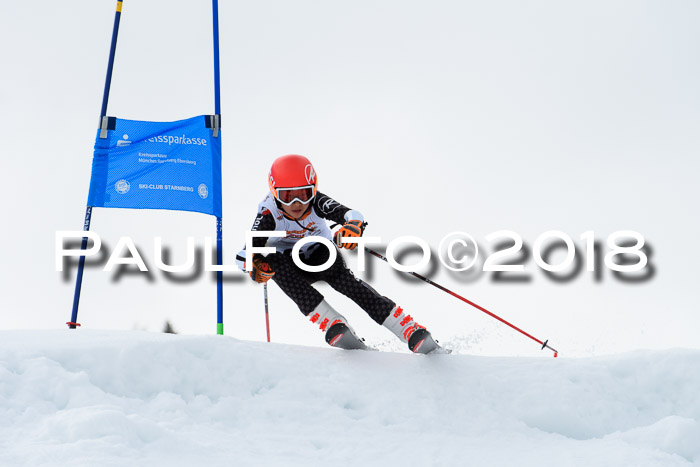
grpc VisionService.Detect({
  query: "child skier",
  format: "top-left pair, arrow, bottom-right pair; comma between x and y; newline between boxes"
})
236,154 -> 440,353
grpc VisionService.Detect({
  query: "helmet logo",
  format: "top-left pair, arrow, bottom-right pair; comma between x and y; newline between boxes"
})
305,164 -> 316,184
269,173 -> 275,187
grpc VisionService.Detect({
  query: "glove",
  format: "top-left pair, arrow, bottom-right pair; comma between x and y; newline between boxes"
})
333,220 -> 365,250
249,256 -> 275,283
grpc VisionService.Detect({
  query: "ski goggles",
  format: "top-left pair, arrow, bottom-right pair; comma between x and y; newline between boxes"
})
275,185 -> 316,206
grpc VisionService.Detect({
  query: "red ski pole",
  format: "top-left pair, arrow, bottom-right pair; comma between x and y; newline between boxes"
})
365,247 -> 559,357
263,282 -> 271,342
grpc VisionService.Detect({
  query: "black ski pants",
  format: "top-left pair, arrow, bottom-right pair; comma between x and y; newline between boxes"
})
264,244 -> 394,324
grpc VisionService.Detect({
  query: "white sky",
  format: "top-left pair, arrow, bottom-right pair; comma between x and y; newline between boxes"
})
1,0 -> 699,356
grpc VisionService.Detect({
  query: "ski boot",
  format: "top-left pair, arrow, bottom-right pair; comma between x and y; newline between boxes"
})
309,300 -> 369,350
383,306 -> 443,354
325,322 -> 370,350
407,327 -> 441,354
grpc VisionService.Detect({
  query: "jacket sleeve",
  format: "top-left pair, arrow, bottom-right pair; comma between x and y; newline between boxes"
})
312,191 -> 352,225
235,208 -> 277,270
249,208 -> 277,248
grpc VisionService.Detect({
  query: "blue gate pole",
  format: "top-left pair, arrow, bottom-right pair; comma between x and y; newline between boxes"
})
212,0 -> 221,117
68,0 -> 124,329
216,217 -> 224,335
212,0 -> 224,335
68,208 -> 93,328
100,0 -> 124,118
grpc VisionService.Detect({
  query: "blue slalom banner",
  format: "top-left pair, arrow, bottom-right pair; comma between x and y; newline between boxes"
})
87,115 -> 222,217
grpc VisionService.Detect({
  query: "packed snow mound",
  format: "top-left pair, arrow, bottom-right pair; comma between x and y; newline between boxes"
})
1,331 -> 698,467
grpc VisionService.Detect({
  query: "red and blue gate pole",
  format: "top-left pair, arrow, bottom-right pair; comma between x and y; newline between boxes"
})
68,0 -> 124,329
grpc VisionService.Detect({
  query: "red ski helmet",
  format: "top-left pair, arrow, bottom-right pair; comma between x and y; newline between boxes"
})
268,154 -> 318,206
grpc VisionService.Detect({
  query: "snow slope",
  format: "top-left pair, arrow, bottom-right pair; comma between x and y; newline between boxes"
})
1,331 -> 698,467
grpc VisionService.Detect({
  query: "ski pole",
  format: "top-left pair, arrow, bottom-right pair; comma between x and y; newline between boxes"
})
364,247 -> 559,357
263,282 -> 271,342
